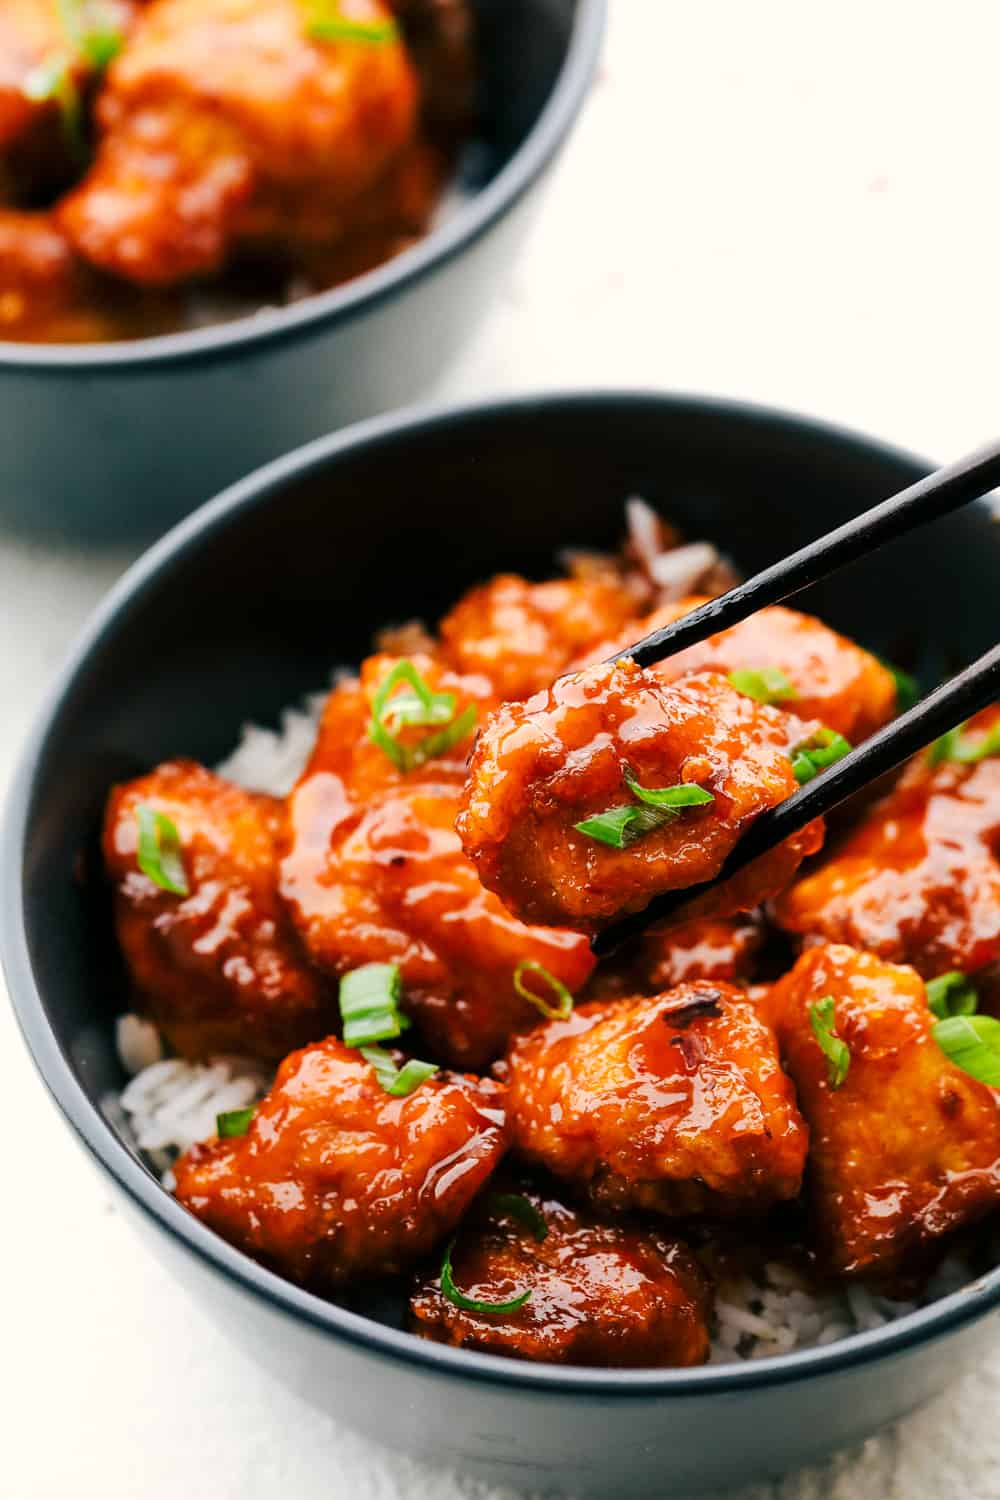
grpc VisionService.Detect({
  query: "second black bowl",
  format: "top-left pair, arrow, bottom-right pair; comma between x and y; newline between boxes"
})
0,0 -> 604,540
4,393 -> 1000,1495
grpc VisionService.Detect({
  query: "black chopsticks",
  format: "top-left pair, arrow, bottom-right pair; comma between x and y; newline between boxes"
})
592,438 -> 1000,956
608,435 -> 1000,671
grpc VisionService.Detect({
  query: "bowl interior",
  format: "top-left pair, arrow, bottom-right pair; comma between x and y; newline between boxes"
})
8,393 -> 1000,1358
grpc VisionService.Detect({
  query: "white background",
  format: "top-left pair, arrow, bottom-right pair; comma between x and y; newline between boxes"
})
3,3 -> 1000,1496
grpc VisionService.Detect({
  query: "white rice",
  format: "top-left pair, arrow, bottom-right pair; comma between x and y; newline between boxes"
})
101,546 -> 985,1364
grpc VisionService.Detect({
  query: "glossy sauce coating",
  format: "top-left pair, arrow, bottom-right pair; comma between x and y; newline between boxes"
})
439,572 -> 642,701
771,944 -> 1000,1281
410,1183 -> 713,1366
104,760 -> 332,1061
776,707 -> 1000,996
579,598 -> 898,743
584,915 -> 762,1001
281,655 -> 595,1067
174,1036 -> 507,1287
458,661 -> 825,931
504,983 -> 808,1218
58,0 -> 419,285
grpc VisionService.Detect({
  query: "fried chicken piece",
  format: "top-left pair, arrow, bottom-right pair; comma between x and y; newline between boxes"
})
458,662 -> 825,932
584,915 -> 762,1001
438,572 -> 641,702
579,599 -> 897,744
59,0 -> 419,285
776,708 -> 1000,1006
504,983 -> 808,1218
410,1182 -> 713,1367
104,759 -> 332,1061
280,656 -> 594,1068
771,944 -> 1000,1281
174,1036 -> 506,1288
0,210 -> 96,338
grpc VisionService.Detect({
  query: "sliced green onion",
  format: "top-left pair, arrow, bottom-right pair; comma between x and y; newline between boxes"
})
728,667 -> 797,705
368,660 -> 477,772
217,1106 -> 255,1138
926,971 -> 979,1021
574,803 -> 663,847
809,995 -> 850,1089
24,1 -> 123,157
440,1237 -> 531,1315
359,1046 -> 437,1096
928,720 -> 1000,767
933,1014 -> 1000,1088
513,959 -> 574,1021
622,771 -> 715,810
575,770 -> 714,848
339,961 -> 410,1046
486,1192 -> 548,1242
80,26 -> 123,68
307,6 -> 399,44
791,728 -> 852,785
135,804 -> 189,896
878,658 -> 920,715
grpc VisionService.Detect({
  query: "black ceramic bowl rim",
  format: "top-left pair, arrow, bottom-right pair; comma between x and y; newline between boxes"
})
0,0 -> 606,372
5,390 -> 1000,1397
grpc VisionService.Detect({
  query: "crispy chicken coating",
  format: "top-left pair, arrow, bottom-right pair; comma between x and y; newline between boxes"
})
771,944 -> 1000,1281
281,657 -> 595,1068
504,983 -> 808,1218
59,0 -> 419,285
584,916 -> 762,1001
104,759 -> 332,1061
174,1036 -> 507,1288
438,572 -> 641,702
458,661 -> 825,932
410,1182 -> 713,1366
579,599 -> 897,744
776,708 -> 1000,1003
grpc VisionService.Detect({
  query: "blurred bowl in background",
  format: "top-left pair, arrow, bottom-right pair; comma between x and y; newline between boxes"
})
0,0 -> 605,541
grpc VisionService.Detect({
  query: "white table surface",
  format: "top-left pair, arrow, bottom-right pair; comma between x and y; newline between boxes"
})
4,3 -> 1000,1496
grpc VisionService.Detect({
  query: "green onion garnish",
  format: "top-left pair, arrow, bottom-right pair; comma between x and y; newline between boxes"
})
135,805 -> 189,896
217,1106 -> 255,1138
728,667 -> 797,705
23,0 -> 123,157
878,658 -> 920,715
308,13 -> 400,43
808,995 -> 850,1089
926,971 -> 979,1021
486,1193 -> 548,1242
928,720 -> 1000,767
368,660 -> 477,772
513,959 -> 574,1021
932,1014 -> 1000,1088
360,1046 -> 437,1096
575,770 -> 714,848
338,962 -> 435,1094
440,1236 -> 532,1315
791,728 -> 852,784
304,0 -> 399,45
339,961 -> 410,1047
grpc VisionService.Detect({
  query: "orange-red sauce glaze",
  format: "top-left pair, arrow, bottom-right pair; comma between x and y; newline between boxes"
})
174,1035 -> 506,1287
410,1182 -> 713,1366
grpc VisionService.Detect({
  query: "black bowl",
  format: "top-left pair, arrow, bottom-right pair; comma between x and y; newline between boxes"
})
4,393 -> 999,1496
0,0 -> 605,541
